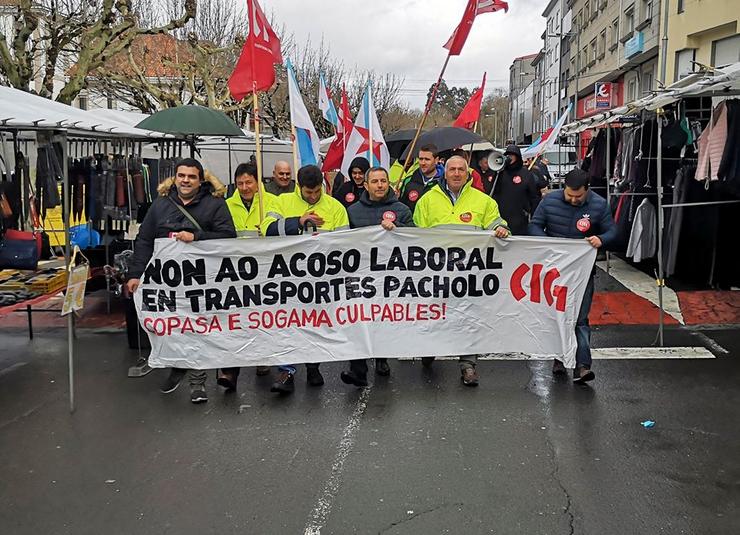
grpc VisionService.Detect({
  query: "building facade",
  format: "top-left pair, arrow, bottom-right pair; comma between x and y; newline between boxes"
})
508,53 -> 537,144
661,0 -> 739,83
542,0 -> 565,127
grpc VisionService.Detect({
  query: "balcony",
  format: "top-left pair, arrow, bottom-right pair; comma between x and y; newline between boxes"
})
624,31 -> 645,59
620,30 -> 634,44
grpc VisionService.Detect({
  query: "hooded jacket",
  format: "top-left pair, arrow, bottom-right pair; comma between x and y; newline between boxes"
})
528,189 -> 617,249
127,172 -> 236,280
492,144 -> 541,235
333,157 -> 370,208
347,189 -> 414,229
263,185 -> 349,236
399,162 -> 445,213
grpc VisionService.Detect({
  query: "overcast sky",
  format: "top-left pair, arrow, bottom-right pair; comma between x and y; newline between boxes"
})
262,0 -> 549,109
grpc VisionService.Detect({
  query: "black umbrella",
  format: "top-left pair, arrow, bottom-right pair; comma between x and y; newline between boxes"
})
400,127 -> 487,161
386,129 -> 426,161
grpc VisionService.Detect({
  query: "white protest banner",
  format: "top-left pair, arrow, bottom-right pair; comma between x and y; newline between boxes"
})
134,227 -> 596,369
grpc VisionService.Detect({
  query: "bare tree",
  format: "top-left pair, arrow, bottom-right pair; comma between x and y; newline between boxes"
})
0,0 -> 196,103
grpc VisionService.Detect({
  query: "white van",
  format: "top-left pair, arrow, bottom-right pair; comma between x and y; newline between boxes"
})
541,149 -> 577,183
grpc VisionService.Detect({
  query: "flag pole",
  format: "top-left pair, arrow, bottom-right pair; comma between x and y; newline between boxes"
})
252,86 -> 265,225
367,84 -> 373,165
401,51 -> 452,173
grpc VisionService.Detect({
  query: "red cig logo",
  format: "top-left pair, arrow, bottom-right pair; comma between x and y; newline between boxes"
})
510,263 -> 568,312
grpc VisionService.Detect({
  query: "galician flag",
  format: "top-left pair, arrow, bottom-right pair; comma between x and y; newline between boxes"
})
521,102 -> 573,159
286,59 -> 320,166
318,73 -> 338,126
340,83 -> 390,177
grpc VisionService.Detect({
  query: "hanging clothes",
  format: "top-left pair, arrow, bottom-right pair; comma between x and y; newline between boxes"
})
626,198 -> 657,263
695,100 -> 728,182
663,164 -> 694,277
717,99 -> 740,193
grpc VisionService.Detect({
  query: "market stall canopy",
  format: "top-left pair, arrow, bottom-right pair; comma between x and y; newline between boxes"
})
561,62 -> 740,135
0,85 -> 173,138
135,105 -> 244,137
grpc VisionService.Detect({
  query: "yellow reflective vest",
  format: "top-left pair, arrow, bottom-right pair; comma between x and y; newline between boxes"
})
226,189 -> 278,236
413,180 -> 507,230
262,187 -> 349,235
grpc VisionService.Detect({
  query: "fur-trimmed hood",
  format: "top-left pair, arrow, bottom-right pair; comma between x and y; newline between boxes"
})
156,170 -> 227,198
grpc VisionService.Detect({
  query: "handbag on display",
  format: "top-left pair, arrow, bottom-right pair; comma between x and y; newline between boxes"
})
0,230 -> 39,270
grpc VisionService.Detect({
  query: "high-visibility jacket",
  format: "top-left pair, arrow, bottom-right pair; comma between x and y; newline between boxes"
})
263,186 -> 349,235
225,189 -> 278,237
413,180 -> 507,230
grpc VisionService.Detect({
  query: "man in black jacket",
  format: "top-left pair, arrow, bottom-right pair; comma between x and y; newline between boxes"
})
340,167 -> 413,387
333,156 -> 370,208
492,145 -> 541,235
399,144 -> 444,213
126,158 -> 236,404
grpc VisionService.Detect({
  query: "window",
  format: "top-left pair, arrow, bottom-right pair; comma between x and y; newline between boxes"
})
599,29 -> 607,58
610,18 -> 619,48
590,38 -> 597,64
641,0 -> 652,22
625,8 -> 635,35
677,0 -> 684,13
78,96 -> 88,111
584,1 -> 590,21
628,79 -> 637,101
712,35 -> 740,68
675,48 -> 695,81
643,69 -> 653,95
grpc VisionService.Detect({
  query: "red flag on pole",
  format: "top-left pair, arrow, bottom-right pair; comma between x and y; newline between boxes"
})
228,0 -> 283,101
322,85 -> 353,172
444,0 -> 508,56
453,73 -> 487,129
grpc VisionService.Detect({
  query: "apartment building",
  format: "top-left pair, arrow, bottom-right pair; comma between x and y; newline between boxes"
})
508,53 -> 537,144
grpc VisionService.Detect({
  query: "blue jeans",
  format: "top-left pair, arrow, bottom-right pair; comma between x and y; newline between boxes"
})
575,274 -> 595,369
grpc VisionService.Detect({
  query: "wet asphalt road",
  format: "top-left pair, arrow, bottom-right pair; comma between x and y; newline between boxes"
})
0,325 -> 738,535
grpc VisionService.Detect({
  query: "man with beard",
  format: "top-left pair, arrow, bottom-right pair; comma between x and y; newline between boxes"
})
339,166 -> 413,387
333,156 -> 370,209
492,145 -> 541,235
126,158 -> 236,404
399,144 -> 444,213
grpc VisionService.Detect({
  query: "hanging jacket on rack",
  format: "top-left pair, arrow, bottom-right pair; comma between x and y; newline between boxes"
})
36,145 -> 62,213
695,100 -> 728,182
717,99 -> 740,193
663,165 -> 694,277
626,198 -> 657,263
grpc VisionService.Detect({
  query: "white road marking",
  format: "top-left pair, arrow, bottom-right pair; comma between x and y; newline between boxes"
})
596,257 -> 685,324
303,386 -> 372,535
690,331 -> 729,355
397,346 -> 716,361
0,362 -> 28,377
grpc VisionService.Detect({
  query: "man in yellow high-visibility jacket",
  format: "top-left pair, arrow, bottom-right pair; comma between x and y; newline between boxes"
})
413,155 -> 510,387
218,162 -> 278,391
225,162 -> 278,237
263,164 -> 349,394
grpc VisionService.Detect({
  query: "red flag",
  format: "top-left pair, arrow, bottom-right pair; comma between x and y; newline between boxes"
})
453,73 -> 486,129
444,0 -> 508,56
322,85 -> 353,172
228,0 -> 283,101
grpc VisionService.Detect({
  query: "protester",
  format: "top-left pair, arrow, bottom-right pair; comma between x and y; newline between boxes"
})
333,156 -> 370,209
264,160 -> 294,196
528,168 -> 617,384
399,144 -> 444,213
220,162 -> 278,389
413,155 -> 510,386
450,148 -> 485,192
263,164 -> 350,394
125,158 -> 236,404
340,166 -> 414,387
477,153 -> 497,195
491,145 -> 542,235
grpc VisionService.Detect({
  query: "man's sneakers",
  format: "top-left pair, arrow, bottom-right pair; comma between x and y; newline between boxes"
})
573,366 -> 595,384
375,359 -> 391,376
128,356 -> 153,378
340,371 -> 369,387
160,368 -> 187,394
552,359 -> 567,376
190,388 -> 208,404
461,367 -> 479,387
270,371 -> 295,394
306,366 -> 325,387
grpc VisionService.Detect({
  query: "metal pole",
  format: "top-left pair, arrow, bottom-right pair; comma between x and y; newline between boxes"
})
660,0 -> 670,85
605,125 -> 611,274
656,112 -> 665,346
61,131 -> 75,413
